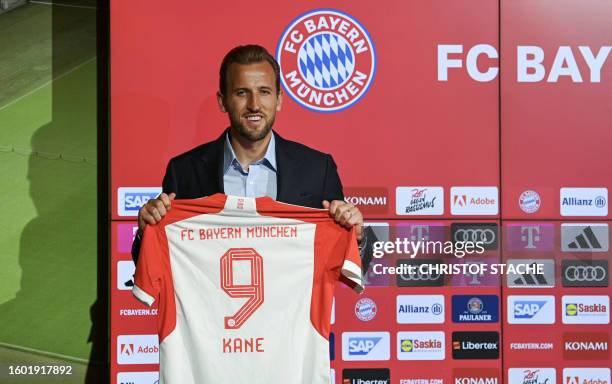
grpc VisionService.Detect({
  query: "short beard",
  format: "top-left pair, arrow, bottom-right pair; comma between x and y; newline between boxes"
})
230,116 -> 275,142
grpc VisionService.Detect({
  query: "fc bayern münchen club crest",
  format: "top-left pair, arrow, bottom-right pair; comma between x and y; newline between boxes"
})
276,9 -> 376,112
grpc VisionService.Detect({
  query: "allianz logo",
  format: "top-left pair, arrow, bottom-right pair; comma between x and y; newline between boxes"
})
398,304 -> 442,314
455,378 -> 498,384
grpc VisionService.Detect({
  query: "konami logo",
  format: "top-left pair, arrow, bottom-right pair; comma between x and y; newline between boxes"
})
453,368 -> 499,384
563,332 -> 609,360
345,187 -> 388,215
117,335 -> 159,365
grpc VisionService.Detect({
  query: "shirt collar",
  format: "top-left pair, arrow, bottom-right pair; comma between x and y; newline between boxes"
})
223,131 -> 277,173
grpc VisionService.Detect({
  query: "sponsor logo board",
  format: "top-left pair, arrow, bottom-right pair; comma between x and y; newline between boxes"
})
397,331 -> 445,360
507,295 -> 556,324
449,257 -> 501,287
117,187 -> 162,217
396,295 -> 445,324
560,188 -> 608,216
519,190 -> 541,214
561,224 -> 609,252
506,259 -> 555,288
450,186 -> 499,215
342,368 -> 390,384
562,260 -> 609,287
395,222 -> 446,242
355,298 -> 377,322
508,368 -> 556,384
452,332 -> 499,359
563,368 -> 610,384
117,335 -> 159,365
345,188 -> 388,215
451,223 -> 498,250
563,332 -> 609,360
396,259 -> 445,287
117,223 -> 139,253
562,295 -> 610,324
342,332 -> 390,361
396,187 -> 444,215
116,371 -> 159,384
453,368 -> 499,384
506,224 -> 554,251
117,260 -> 136,291
452,295 -> 499,323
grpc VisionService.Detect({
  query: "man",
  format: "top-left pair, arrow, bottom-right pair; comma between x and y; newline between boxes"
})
132,44 -> 364,263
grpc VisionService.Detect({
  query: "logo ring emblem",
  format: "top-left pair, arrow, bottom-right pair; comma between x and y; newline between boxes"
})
276,9 -> 376,112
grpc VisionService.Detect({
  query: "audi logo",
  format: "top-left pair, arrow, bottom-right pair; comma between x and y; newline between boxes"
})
399,271 -> 441,281
453,229 -> 496,244
564,265 -> 607,281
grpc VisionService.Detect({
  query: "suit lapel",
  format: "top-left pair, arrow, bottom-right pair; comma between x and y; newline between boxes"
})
274,131 -> 302,202
199,130 -> 226,195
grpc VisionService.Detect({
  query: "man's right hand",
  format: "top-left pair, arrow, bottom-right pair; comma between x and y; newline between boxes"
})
137,192 -> 176,232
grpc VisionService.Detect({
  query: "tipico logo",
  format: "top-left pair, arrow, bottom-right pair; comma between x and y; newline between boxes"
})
276,9 -> 376,112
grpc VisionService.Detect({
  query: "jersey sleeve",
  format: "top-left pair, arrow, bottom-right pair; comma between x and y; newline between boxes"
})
133,225 -> 165,306
340,228 -> 364,293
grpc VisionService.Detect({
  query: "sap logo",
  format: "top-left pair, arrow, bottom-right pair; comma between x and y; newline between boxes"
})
438,44 -> 611,83
349,338 -> 381,355
508,296 -> 555,324
118,187 -> 162,217
342,332 -> 390,361
514,301 -> 546,318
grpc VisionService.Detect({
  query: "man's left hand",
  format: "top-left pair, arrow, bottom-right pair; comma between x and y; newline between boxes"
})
323,200 -> 364,241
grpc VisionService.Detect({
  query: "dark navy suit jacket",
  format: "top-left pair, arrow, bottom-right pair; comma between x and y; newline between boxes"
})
131,130 -> 345,264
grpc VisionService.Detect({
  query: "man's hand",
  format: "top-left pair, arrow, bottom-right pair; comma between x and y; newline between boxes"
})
137,192 -> 176,232
323,200 -> 364,241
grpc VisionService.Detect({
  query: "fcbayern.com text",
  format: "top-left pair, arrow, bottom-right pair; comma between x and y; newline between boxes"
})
371,262 -> 544,276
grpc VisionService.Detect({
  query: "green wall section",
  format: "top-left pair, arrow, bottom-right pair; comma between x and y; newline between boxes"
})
0,2 -> 98,365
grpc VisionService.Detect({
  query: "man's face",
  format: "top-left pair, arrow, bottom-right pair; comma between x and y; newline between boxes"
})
218,61 -> 282,142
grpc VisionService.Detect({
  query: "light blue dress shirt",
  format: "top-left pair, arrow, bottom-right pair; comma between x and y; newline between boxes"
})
222,133 -> 277,199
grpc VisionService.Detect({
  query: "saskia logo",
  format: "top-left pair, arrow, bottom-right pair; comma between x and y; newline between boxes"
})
277,9 -> 376,112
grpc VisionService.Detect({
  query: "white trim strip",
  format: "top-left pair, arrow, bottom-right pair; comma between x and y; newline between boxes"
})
132,285 -> 155,307
341,260 -> 364,293
29,1 -> 97,10
0,57 -> 96,111
0,342 -> 88,364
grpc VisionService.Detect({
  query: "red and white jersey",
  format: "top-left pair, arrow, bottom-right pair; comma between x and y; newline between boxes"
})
133,194 -> 363,384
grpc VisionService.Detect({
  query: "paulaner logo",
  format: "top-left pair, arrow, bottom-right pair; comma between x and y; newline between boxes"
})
277,9 -> 376,112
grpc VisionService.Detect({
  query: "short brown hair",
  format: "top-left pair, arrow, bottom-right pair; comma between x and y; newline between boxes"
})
219,45 -> 281,95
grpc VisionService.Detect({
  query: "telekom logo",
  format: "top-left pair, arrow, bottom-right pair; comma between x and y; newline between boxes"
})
120,343 -> 134,356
